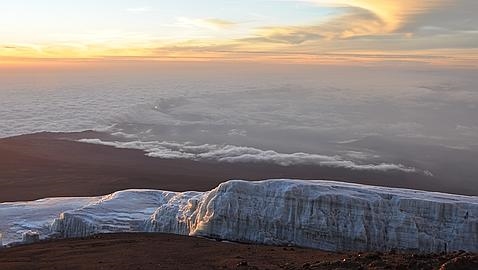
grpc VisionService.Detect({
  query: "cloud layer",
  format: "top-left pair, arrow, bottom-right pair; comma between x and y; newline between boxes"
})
78,138 -> 417,173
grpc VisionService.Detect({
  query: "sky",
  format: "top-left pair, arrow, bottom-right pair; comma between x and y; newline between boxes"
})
1,0 -> 477,66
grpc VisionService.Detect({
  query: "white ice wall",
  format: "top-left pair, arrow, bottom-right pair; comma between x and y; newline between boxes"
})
2,180 -> 477,252
0,197 -> 98,245
145,180 -> 477,252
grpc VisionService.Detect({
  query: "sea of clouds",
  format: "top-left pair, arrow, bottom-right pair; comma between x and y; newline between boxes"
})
1,63 -> 477,174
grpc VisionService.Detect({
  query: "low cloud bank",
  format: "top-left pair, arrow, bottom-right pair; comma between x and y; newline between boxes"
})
79,138 -> 417,173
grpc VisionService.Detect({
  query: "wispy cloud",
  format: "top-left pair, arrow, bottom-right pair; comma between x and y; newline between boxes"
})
1,0 -> 477,65
175,17 -> 236,30
254,7 -> 382,43
303,0 -> 444,32
245,0 -> 447,44
78,138 -> 419,173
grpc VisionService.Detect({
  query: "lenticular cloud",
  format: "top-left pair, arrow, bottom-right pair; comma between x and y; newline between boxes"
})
79,138 -> 417,173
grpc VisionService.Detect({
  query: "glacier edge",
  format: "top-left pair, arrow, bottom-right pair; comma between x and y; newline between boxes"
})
1,179 -> 477,252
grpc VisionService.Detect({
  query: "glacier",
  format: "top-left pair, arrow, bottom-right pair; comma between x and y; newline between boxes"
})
0,197 -> 99,245
1,179 -> 477,252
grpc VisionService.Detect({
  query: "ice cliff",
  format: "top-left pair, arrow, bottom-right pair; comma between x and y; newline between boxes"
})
1,180 -> 477,252
142,180 -> 478,252
51,189 -> 184,238
0,197 -> 98,245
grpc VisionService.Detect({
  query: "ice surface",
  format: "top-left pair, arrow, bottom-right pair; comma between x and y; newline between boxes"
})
1,180 -> 477,252
144,180 -> 478,252
0,197 -> 98,245
22,231 -> 40,244
51,189 -> 188,238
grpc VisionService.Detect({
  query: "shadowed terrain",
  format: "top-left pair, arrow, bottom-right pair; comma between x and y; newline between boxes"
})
0,233 -> 476,270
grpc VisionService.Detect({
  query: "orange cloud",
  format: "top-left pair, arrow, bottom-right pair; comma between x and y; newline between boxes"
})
255,0 -> 445,43
305,0 -> 444,33
2,0 -> 476,67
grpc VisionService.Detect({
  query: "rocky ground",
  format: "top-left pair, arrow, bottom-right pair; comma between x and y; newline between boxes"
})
299,251 -> 478,270
0,233 -> 476,270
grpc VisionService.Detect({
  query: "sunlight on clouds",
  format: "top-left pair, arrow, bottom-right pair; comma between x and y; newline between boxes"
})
0,43 -> 152,60
305,0 -> 443,33
258,0 -> 445,42
175,17 -> 237,30
255,8 -> 384,42
0,0 -> 476,66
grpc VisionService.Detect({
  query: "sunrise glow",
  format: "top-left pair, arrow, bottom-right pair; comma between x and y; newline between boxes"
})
1,0 -> 477,66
